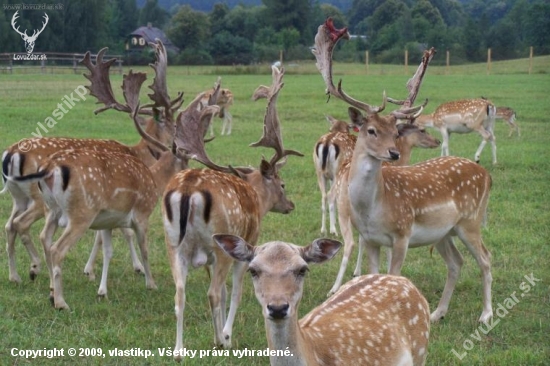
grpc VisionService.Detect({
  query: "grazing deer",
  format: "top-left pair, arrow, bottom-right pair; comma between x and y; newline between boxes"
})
414,98 -> 497,164
215,235 -> 431,366
327,122 -> 440,295
199,87 -> 234,136
495,106 -> 520,137
10,41 -> 205,309
1,47 -> 177,284
162,65 -> 302,358
313,18 -> 493,324
313,115 -> 356,236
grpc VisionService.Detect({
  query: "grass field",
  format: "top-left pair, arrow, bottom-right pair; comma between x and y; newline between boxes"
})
0,56 -> 549,365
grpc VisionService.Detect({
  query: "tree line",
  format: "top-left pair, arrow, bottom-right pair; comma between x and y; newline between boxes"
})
0,0 -> 548,66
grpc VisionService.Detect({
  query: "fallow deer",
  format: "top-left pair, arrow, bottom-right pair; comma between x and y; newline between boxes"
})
162,65 -> 302,358
199,87 -> 234,136
313,115 -> 356,236
10,41 -> 208,310
327,122 -> 440,295
495,106 -> 520,137
1,47 -> 177,284
215,235 -> 431,366
313,18 -> 493,324
414,98 -> 497,164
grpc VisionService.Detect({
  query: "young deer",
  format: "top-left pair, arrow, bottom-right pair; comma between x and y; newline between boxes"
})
495,106 -> 520,137
162,65 -> 302,357
1,47 -> 177,283
313,115 -> 356,236
414,98 -> 497,164
327,121 -> 440,295
214,235 -> 431,366
313,18 -> 493,324
199,87 -> 234,136
11,41 -> 206,309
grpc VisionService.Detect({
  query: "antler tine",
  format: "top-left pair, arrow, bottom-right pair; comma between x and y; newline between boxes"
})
250,66 -> 303,167
312,18 -> 383,115
147,39 -> 172,111
80,48 -> 130,115
174,92 -> 235,174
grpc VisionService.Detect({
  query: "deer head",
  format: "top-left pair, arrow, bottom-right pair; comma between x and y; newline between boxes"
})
11,11 -> 48,54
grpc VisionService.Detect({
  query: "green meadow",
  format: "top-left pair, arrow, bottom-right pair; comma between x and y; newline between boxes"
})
0,56 -> 549,365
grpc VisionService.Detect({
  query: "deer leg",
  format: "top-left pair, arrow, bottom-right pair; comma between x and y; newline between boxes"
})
353,234 -> 365,277
366,240 -> 381,274
11,200 -> 44,281
167,244 -> 189,361
388,237 -> 409,275
222,111 -> 232,135
39,210 -> 60,303
5,199 -> 26,283
317,168 -> 328,235
222,256 -> 248,348
97,230 -> 113,298
207,253 -> 232,348
120,228 -> 144,274
84,231 -> 102,281
328,215 -> 355,296
132,222 -> 156,290
439,128 -> 450,156
327,182 -> 338,236
474,128 -> 493,164
49,221 -> 92,310
431,236 -> 463,322
456,224 -> 493,324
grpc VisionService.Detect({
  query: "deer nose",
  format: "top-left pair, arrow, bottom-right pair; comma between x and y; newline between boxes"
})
389,149 -> 400,161
267,303 -> 289,319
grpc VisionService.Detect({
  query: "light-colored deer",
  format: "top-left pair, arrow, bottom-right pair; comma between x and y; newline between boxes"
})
313,18 -> 493,324
414,98 -> 497,164
1,47 -> 177,284
199,87 -> 234,136
162,65 -> 302,358
214,235 -> 431,366
495,106 -> 520,137
313,115 -> 356,236
10,41 -> 207,310
327,121 -> 440,295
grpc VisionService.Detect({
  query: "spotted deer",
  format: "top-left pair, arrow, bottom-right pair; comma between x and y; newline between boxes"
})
327,122 -> 440,295
414,98 -> 497,164
199,87 -> 234,136
10,41 -> 212,310
162,65 -> 302,358
495,106 -> 520,137
313,18 -> 493,323
215,235 -> 431,366
313,115 -> 356,236
1,47 -> 178,284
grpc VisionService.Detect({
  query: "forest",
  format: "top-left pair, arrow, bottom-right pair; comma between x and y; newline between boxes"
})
0,0 -> 549,65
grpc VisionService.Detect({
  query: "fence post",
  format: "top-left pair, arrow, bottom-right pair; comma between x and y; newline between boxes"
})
73,55 -> 77,74
365,50 -> 369,75
487,48 -> 491,75
446,50 -> 450,75
529,46 -> 533,75
41,58 -> 45,74
404,49 -> 408,75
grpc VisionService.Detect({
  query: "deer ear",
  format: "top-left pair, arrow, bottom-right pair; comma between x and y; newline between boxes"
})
213,234 -> 255,262
348,107 -> 364,129
260,159 -> 275,179
302,239 -> 342,264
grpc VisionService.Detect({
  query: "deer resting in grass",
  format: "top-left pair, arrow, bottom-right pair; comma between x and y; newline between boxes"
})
1,47 -> 179,284
162,65 -> 302,358
313,18 -> 493,324
215,235 -> 431,366
10,41 -> 212,309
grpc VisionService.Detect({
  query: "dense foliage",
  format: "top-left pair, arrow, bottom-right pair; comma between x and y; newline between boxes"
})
0,0 -> 548,65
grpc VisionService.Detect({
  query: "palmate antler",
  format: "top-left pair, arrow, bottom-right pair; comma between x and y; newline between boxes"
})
312,18 -> 435,119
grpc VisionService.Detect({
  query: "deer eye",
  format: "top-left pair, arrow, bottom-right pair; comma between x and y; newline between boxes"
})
295,266 -> 309,278
367,128 -> 377,137
248,267 -> 259,278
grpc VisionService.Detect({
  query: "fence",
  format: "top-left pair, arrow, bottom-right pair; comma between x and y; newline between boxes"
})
0,52 -> 123,74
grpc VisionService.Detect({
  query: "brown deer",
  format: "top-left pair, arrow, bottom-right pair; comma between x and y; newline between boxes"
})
495,106 -> 520,137
1,47 -> 178,284
199,87 -> 234,136
327,122 -> 440,295
313,115 -> 356,236
313,18 -> 493,324
414,98 -> 497,164
215,235 -> 430,366
162,65 -> 302,358
10,41 -> 211,309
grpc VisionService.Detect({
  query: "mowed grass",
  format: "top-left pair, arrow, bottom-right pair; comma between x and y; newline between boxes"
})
0,57 -> 549,365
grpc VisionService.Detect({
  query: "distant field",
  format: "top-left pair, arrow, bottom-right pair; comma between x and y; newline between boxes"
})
0,58 -> 549,365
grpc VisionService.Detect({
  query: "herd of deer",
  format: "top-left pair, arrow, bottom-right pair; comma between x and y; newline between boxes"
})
1,19 -> 520,365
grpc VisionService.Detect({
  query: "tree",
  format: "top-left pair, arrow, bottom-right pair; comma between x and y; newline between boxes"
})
166,5 -> 210,51
139,0 -> 169,28
262,0 -> 311,43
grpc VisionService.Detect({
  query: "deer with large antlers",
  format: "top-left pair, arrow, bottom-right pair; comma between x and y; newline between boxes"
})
11,11 -> 49,54
162,65 -> 302,358
414,98 -> 497,164
9,41 -> 206,309
313,19 -> 493,324
215,235 -> 430,366
1,47 -> 177,284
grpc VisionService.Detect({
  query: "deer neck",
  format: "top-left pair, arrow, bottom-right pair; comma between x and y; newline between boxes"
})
394,137 -> 412,166
348,148 -> 384,214
132,139 -> 162,167
265,316 -> 312,366
148,152 -> 182,196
